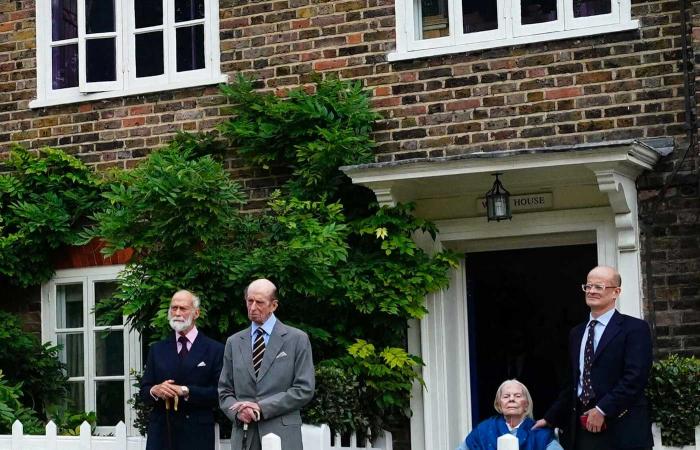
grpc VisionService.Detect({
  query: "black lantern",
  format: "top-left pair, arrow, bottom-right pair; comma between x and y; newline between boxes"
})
485,173 -> 512,221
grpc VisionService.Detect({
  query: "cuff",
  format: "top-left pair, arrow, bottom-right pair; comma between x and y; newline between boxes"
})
595,406 -> 606,416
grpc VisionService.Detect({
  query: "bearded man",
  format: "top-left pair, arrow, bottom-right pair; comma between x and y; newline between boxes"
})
140,290 -> 224,450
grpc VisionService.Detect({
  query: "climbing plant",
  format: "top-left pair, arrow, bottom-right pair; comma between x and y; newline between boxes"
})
0,147 -> 105,287
88,76 -> 458,431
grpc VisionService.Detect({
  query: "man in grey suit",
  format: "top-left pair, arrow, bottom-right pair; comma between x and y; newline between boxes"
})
219,278 -> 315,450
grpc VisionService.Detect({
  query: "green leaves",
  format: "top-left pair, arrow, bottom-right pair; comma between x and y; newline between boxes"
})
0,147 -> 105,286
647,355 -> 700,447
219,75 -> 378,199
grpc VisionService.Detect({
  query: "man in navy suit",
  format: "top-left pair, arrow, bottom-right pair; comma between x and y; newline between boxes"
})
533,266 -> 653,450
140,290 -> 225,450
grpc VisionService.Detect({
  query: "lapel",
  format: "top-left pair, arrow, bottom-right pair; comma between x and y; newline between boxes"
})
238,327 -> 256,380
571,322 -> 586,374
164,335 -> 180,376
257,320 -> 286,382
593,310 -> 622,362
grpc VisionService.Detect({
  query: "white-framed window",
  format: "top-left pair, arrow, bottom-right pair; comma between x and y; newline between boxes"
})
42,266 -> 141,435
391,0 -> 638,61
31,0 -> 226,108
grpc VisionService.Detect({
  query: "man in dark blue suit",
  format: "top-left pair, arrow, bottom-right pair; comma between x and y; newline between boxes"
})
140,290 -> 224,450
533,266 -> 653,450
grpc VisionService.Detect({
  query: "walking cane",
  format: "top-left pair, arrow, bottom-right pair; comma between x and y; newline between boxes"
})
242,423 -> 249,450
240,409 -> 260,450
164,396 -> 179,450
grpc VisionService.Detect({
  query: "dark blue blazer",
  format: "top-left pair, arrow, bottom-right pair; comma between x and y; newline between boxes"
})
140,332 -> 224,450
544,310 -> 653,449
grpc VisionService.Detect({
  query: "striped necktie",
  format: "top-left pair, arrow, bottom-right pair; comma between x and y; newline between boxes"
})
253,328 -> 266,378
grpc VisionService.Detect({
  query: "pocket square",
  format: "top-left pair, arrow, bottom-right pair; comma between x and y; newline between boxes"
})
275,351 -> 288,359
197,361 -> 207,367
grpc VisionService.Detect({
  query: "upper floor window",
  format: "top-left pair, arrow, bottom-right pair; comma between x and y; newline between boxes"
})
31,0 -> 226,108
42,266 -> 141,435
390,0 -> 638,60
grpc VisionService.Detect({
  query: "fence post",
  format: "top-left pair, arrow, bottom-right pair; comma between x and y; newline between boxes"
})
46,420 -> 57,450
262,433 -> 282,450
79,421 -> 91,450
116,421 -> 127,449
695,425 -> 700,450
10,420 -> 22,450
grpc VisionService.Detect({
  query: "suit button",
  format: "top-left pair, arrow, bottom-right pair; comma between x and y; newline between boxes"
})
185,415 -> 190,419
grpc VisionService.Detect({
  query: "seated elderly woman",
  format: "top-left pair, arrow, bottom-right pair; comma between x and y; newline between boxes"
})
456,380 -> 563,450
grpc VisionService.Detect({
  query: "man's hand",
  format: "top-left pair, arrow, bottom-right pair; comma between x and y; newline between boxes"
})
151,380 -> 185,399
230,401 -> 261,424
531,419 -> 549,430
584,408 -> 605,433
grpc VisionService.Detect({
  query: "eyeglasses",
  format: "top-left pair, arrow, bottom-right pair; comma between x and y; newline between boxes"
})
581,284 -> 619,292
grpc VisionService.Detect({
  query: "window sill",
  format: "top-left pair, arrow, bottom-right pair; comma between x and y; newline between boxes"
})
388,20 -> 639,62
29,74 -> 229,109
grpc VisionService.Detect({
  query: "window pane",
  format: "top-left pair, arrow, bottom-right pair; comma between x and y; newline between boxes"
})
52,0 -> 78,40
67,381 -> 85,410
58,333 -> 84,377
56,283 -> 83,328
135,0 -> 163,28
52,44 -> 79,89
175,0 -> 205,22
521,0 -> 557,24
86,38 -> 117,82
420,0 -> 449,39
95,281 -> 122,326
573,0 -> 611,17
85,0 -> 115,33
95,330 -> 124,376
136,31 -> 165,77
95,381 -> 124,426
176,25 -> 205,72
462,0 -> 498,33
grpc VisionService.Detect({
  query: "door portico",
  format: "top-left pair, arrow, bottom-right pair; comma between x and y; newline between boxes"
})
341,138 -> 670,450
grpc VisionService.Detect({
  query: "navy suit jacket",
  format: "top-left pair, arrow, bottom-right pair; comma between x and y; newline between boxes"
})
140,332 -> 224,450
544,310 -> 653,449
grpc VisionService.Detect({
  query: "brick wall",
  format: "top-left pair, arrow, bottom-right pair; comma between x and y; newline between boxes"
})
0,0 -> 698,357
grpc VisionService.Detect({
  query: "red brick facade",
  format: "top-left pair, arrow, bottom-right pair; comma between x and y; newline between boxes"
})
0,0 -> 698,356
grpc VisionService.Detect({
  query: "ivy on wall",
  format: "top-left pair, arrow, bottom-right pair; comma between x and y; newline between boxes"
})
2,77 -> 457,432
90,76 -> 457,431
0,147 -> 105,287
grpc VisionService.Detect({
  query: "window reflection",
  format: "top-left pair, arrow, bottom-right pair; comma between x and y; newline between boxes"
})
573,0 -> 611,17
176,25 -> 205,71
462,0 -> 497,33
420,0 -> 449,39
521,0 -> 557,24
86,38 -> 117,82
52,0 -> 77,41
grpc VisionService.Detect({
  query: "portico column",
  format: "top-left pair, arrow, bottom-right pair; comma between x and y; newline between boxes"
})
593,169 -> 644,318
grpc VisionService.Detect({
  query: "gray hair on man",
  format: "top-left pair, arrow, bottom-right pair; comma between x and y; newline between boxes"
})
173,289 -> 201,309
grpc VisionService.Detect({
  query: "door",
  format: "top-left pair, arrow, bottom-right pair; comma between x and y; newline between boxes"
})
465,244 -> 595,423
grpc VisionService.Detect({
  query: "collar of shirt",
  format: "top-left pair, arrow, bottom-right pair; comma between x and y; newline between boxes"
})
251,313 -> 277,341
505,418 -> 524,432
176,326 -> 198,351
588,308 -> 615,328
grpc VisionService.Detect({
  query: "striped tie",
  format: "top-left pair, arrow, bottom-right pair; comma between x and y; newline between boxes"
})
253,328 -> 266,378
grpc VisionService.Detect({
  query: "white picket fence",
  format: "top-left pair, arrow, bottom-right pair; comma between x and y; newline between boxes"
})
0,421 -> 392,450
4,420 -> 699,450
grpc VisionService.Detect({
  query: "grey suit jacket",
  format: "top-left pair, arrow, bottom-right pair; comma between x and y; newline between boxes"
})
218,320 -> 315,450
